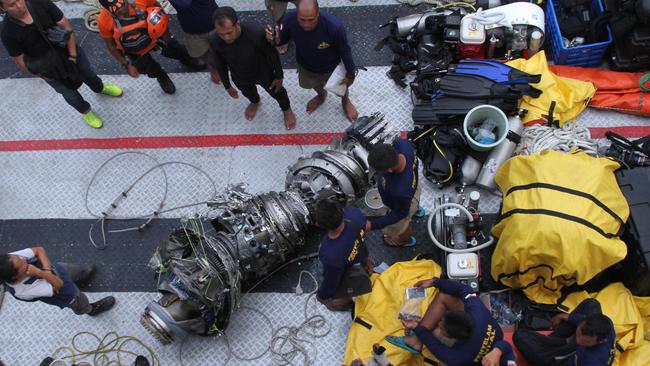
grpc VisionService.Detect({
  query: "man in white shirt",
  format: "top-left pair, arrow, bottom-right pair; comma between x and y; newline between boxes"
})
0,247 -> 115,315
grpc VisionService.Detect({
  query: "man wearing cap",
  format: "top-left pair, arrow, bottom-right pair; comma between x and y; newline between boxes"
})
97,0 -> 206,94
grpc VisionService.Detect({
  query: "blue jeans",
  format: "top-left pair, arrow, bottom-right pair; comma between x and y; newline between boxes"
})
45,46 -> 104,114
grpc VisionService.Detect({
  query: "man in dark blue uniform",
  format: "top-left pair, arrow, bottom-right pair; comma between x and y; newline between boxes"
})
366,138 -> 421,247
514,299 -> 616,366
267,0 -> 358,121
314,199 -> 371,311
386,278 -> 515,366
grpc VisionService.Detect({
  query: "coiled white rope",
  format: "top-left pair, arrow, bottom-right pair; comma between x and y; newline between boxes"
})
519,123 -> 599,156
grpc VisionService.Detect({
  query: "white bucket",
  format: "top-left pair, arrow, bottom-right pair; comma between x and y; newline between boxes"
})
463,105 -> 508,151
364,188 -> 385,210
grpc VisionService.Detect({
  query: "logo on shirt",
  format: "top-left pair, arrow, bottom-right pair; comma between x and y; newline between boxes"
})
317,42 -> 331,49
381,177 -> 386,190
473,324 -> 496,362
347,228 -> 365,262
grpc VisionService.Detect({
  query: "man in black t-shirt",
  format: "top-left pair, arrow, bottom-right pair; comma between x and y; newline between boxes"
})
210,7 -> 296,129
0,0 -> 123,128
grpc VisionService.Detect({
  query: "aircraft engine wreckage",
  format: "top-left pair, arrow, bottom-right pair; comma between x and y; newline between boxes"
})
140,114 -> 397,344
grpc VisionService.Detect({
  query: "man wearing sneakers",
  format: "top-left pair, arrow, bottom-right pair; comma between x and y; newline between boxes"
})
97,0 -> 205,94
0,247 -> 115,316
366,138 -> 422,247
0,0 -> 123,128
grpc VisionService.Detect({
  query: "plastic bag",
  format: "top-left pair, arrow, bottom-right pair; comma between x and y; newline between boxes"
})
398,288 -> 427,322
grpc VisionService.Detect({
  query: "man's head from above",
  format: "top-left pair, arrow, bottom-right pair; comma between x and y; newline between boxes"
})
0,0 -> 28,19
296,0 -> 319,32
576,314 -> 612,347
0,254 -> 25,284
434,311 -> 474,342
213,6 -> 241,44
98,0 -> 130,16
314,199 -> 344,231
368,143 -> 400,173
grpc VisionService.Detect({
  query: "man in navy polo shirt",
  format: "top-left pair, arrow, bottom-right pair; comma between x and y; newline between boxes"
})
0,247 -> 115,316
366,138 -> 421,247
314,199 -> 371,311
168,0 -> 219,83
267,0 -> 359,121
514,299 -> 616,366
386,278 -> 515,366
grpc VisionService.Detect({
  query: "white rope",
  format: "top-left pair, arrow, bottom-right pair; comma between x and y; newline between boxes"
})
519,123 -> 599,156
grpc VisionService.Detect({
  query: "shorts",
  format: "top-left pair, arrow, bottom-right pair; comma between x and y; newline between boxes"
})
265,0 -> 300,22
182,30 -> 213,59
298,64 -> 332,90
382,184 -> 422,237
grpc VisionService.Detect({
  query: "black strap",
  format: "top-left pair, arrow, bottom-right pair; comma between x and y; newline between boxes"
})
506,130 -> 521,144
423,357 -> 438,365
499,208 -> 622,238
353,317 -> 372,330
24,0 -> 55,50
505,182 -> 625,231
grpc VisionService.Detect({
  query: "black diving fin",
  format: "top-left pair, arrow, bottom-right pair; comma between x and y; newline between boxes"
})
439,73 -> 542,99
452,59 -> 542,85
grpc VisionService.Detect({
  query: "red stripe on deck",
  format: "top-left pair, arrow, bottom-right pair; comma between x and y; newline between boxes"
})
0,127 -> 646,152
0,132 -> 341,152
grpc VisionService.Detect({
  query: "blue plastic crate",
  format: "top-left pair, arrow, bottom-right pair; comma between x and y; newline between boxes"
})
546,0 -> 612,66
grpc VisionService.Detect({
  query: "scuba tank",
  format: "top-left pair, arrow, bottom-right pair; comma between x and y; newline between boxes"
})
475,109 -> 525,191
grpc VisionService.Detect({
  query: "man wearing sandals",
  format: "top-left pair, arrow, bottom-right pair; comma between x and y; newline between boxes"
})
386,278 -> 515,366
211,6 -> 297,129
365,138 -> 422,247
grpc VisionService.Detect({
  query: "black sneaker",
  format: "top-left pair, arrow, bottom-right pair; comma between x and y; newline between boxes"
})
157,73 -> 176,94
181,56 -> 206,71
134,355 -> 150,366
88,296 -> 116,316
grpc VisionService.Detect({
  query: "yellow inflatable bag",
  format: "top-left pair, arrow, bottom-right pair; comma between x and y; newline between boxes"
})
491,150 -> 629,304
507,51 -> 596,127
343,259 -> 442,366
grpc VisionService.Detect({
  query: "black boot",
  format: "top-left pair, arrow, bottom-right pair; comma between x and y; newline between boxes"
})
156,72 -> 176,94
181,56 -> 206,71
88,296 -> 116,316
134,355 -> 150,366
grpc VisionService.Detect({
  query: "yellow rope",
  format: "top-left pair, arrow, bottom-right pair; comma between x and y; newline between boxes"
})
50,331 -> 160,366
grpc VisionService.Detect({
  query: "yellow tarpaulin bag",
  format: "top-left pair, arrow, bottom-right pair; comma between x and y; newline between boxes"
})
506,51 -> 596,127
561,283 -> 650,366
491,149 -> 629,304
343,259 -> 442,366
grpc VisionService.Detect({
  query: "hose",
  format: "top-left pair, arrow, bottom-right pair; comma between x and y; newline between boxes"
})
48,331 -> 160,366
427,203 -> 495,253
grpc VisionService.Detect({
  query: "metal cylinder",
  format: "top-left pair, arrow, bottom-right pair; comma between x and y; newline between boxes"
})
475,114 -> 524,191
461,156 -> 482,185
395,12 -> 441,37
468,191 -> 481,211
487,35 -> 498,59
529,30 -> 543,56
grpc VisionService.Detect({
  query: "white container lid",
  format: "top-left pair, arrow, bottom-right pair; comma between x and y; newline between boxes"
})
460,16 -> 486,45
447,253 -> 480,278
